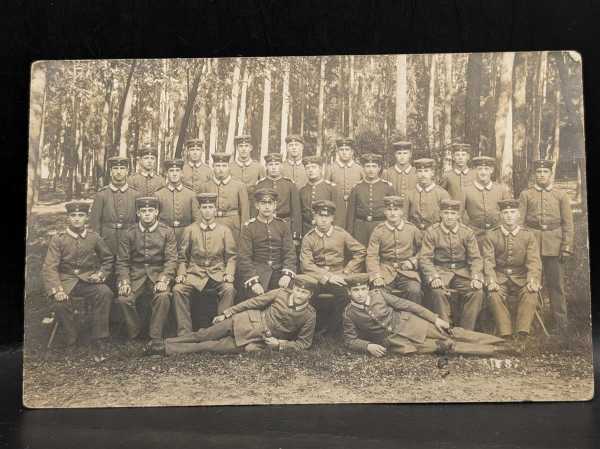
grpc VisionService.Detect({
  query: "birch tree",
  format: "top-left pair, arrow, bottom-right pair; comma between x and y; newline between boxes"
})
494,52 -> 515,186
395,54 -> 407,138
260,64 -> 272,159
225,58 -> 242,154
27,62 -> 47,220
280,60 -> 290,155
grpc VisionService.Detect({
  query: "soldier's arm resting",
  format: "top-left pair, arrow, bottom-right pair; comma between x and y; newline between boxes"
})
560,191 -> 574,254
223,226 -> 237,280
290,183 -> 302,240
114,231 -> 131,287
222,289 -> 279,317
176,227 -> 191,278
418,230 -> 439,284
238,224 -> 260,287
480,234 -> 497,286
344,232 -> 367,274
160,228 -> 179,283
88,194 -> 104,233
281,223 -> 297,277
239,183 -> 250,225
365,228 -> 384,282
41,235 -> 64,297
466,232 -> 484,281
278,310 -> 316,351
525,232 -> 542,284
343,309 -> 372,353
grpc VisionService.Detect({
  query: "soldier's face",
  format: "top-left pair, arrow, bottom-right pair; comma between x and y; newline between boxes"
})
111,166 -> 129,183
256,199 -> 276,218
476,165 -> 493,183
453,151 -> 469,167
137,206 -> 159,224
441,209 -> 459,228
314,213 -> 334,231
237,143 -> 252,159
140,155 -> 156,171
305,163 -> 321,181
535,168 -> 552,186
363,163 -> 380,180
384,206 -> 404,224
395,150 -> 411,166
501,208 -> 520,227
349,284 -> 369,303
213,162 -> 230,179
167,167 -> 182,184
188,147 -> 203,162
68,212 -> 88,229
338,146 -> 353,162
292,286 -> 312,304
416,168 -> 434,185
266,161 -> 281,178
200,203 -> 216,221
287,141 -> 303,159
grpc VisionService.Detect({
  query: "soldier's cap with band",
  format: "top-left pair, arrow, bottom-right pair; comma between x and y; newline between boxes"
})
285,134 -> 304,144
471,156 -> 496,167
65,201 -> 91,214
449,142 -> 472,153
293,274 -> 318,292
211,152 -> 232,163
163,158 -> 185,170
533,159 -> 555,169
336,137 -> 354,148
360,152 -> 383,165
391,141 -> 412,152
345,273 -> 371,288
186,138 -> 204,149
234,134 -> 252,145
254,187 -> 279,202
107,156 -> 130,169
312,200 -> 336,216
383,195 -> 405,208
138,146 -> 158,157
413,158 -> 436,169
197,192 -> 218,205
498,199 -> 520,211
264,153 -> 283,164
135,196 -> 160,210
439,199 -> 462,211
302,155 -> 323,166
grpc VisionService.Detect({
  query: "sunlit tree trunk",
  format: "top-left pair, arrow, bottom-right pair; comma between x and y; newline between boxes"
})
427,54 -> 436,150
443,53 -> 453,146
512,52 -> 529,196
114,60 -> 136,157
260,65 -> 272,159
395,54 -> 407,138
494,52 -> 515,187
280,60 -> 290,155
27,62 -> 47,221
237,64 -> 250,135
348,55 -> 355,137
465,53 -> 482,152
225,58 -> 242,154
531,51 -> 548,160
174,61 -> 205,158
316,57 -> 326,156
209,60 -> 219,157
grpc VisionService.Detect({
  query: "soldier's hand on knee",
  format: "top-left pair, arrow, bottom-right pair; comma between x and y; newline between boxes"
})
329,274 -> 347,286
264,336 -> 280,349
367,344 -> 387,357
400,261 -> 414,271
559,251 -> 571,264
223,274 -> 234,284
435,317 -> 451,332
430,278 -> 443,289
487,281 -> 500,292
373,277 -> 385,288
175,275 -> 186,284
252,283 -> 265,296
471,279 -> 483,290
54,291 -> 69,302
154,281 -> 168,293
526,280 -> 540,293
88,272 -> 102,283
118,285 -> 131,296
278,275 -> 292,288
212,314 -> 226,324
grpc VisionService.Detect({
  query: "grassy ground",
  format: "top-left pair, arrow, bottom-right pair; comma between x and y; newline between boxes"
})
22,201 -> 595,408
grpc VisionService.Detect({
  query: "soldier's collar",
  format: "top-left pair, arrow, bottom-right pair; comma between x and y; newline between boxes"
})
454,166 -> 470,175
474,180 -> 493,191
440,222 -> 459,234
534,183 -> 553,192
167,182 -> 184,192
256,215 -> 274,225
308,178 -> 324,186
385,220 -> 405,231
364,177 -> 381,185
350,295 -> 370,310
109,183 -> 129,193
288,294 -> 309,311
67,227 -> 87,239
500,225 -> 520,236
266,175 -> 283,181
234,157 -> 253,167
285,157 -> 303,166
188,160 -> 204,169
335,157 -> 355,168
315,226 -> 334,238
394,164 -> 413,175
416,182 -> 435,193
214,175 -> 231,185
139,170 -> 155,178
139,221 -> 159,233
199,221 -> 217,231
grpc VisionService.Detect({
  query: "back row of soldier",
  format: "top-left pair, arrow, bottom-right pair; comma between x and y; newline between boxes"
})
42,134 -> 574,360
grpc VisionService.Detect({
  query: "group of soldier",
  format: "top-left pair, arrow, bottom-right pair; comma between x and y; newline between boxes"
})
41,133 -> 574,361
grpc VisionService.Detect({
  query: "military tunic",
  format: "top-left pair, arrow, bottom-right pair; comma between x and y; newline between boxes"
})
299,179 -> 340,236
154,183 -> 200,244
405,183 -> 450,231
382,164 -> 417,200
281,159 -> 308,188
346,178 -> 395,245
127,172 -> 166,196
463,181 -> 511,243
255,176 -> 302,240
440,167 -> 477,202
230,157 -> 266,207
182,161 -> 213,192
325,159 -> 363,228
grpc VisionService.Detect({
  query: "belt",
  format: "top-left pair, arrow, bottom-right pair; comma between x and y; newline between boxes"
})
104,222 -> 129,229
170,221 -> 189,228
384,259 -> 411,269
496,266 -> 526,276
434,260 -> 467,269
526,222 -> 560,231
471,222 -> 496,230
194,260 -> 216,267
216,209 -> 239,217
60,268 -> 85,276
274,213 -> 290,219
356,215 -> 385,222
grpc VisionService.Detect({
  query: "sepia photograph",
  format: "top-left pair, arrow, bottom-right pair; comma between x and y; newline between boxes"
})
24,51 -> 593,408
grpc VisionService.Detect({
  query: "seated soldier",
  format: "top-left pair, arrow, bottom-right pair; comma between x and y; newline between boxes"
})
342,274 -> 510,357
419,199 -> 484,330
145,274 -> 317,356
367,195 -> 423,304
300,200 -> 366,337
482,199 -> 542,343
115,197 -> 178,344
41,201 -> 114,361
172,193 -> 237,336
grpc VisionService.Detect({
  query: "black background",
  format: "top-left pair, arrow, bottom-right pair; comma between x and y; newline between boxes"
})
1,1 -> 599,448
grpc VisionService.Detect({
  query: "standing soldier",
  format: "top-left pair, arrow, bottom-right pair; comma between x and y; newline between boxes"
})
419,199 -> 484,330
230,134 -> 266,205
42,201 -> 114,360
382,141 -> 417,200
300,200 -> 366,336
299,155 -> 339,236
462,156 -> 511,245
346,153 -> 395,245
127,146 -> 166,196
198,153 -> 250,243
89,156 -> 139,255
182,138 -> 212,192
172,193 -> 237,336
281,134 -> 308,188
115,197 -> 178,344
325,137 -> 363,229
439,142 -> 477,202
519,159 -> 574,334
154,159 -> 200,246
255,153 -> 302,243
405,158 -> 450,231
367,196 -> 423,305
238,188 -> 297,298
482,199 -> 542,342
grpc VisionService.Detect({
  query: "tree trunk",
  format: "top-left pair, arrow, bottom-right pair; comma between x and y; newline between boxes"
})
395,54 -> 407,138
32,70 -> 48,204
174,61 -> 205,158
280,60 -> 290,155
531,51 -> 548,160
97,64 -> 113,187
348,55 -> 355,137
316,57 -> 326,156
512,52 -> 529,196
427,54 -> 436,151
549,87 -> 561,168
443,53 -> 453,146
237,64 -> 250,135
209,61 -> 219,157
465,53 -> 482,152
494,52 -> 515,186
27,62 -> 47,221
114,60 -> 137,157
260,66 -> 272,159
225,58 -> 242,154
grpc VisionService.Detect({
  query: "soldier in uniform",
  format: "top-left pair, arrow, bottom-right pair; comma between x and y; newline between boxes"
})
367,195 -> 423,304
382,141 -> 417,200
519,159 -> 574,333
482,199 -> 542,341
127,146 -> 166,196
89,156 -> 139,255
325,137 -> 363,229
255,153 -> 302,242
154,158 -> 200,246
299,155 -> 339,236
172,193 -> 237,335
229,134 -> 266,205
115,197 -> 178,343
281,134 -> 308,188
198,152 -> 250,243
439,142 -> 477,202
145,274 -> 317,356
342,274 -> 509,357
42,201 -> 114,359
238,188 -> 297,297
405,158 -> 450,231
462,156 -> 511,245
300,200 -> 366,336
419,199 -> 484,330
346,153 -> 395,245
182,138 -> 212,192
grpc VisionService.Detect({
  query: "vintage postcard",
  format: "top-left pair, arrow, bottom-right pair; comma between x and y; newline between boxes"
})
24,52 -> 593,407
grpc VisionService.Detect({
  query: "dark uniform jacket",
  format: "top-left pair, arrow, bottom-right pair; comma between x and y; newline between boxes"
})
154,183 -> 200,242
439,167 -> 477,202
405,183 -> 450,230
223,288 -> 316,350
481,225 -> 541,287
238,216 -> 297,289
366,221 -> 422,284
299,178 -> 340,235
518,184 -> 574,257
255,175 -> 302,240
115,221 -> 178,292
182,161 -> 212,192
346,178 -> 395,227
325,158 -> 363,228
343,288 -> 438,352
382,164 -> 417,200
127,172 -> 166,196
281,159 -> 308,188
462,181 -> 511,233
42,227 -> 114,296
89,183 -> 140,254
418,222 -> 483,284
